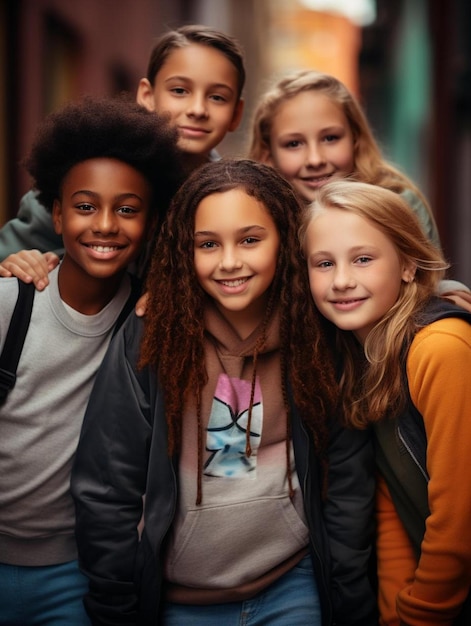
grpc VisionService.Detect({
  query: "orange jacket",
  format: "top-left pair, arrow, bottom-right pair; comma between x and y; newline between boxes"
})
376,316 -> 471,625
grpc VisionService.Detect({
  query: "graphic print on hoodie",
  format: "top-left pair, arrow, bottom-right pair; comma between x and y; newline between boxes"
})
204,374 -> 262,478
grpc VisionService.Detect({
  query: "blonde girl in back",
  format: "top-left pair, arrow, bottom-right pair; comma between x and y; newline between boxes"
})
249,69 -> 438,243
248,68 -> 471,309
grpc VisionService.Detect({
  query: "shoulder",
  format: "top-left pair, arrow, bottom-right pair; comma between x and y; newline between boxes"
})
0,278 -> 22,347
17,190 -> 49,219
0,277 -> 19,312
407,316 -> 471,390
399,188 -> 440,247
107,310 -> 145,369
411,316 -> 471,352
0,277 -> 20,315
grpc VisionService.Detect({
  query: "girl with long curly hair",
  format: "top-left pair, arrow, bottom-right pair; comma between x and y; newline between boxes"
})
300,179 -> 471,625
71,159 -> 377,626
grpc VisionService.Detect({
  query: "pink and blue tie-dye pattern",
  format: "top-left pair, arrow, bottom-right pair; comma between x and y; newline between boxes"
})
204,373 -> 262,478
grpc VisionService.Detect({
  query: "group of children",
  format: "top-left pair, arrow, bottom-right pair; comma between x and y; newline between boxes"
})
0,22 -> 470,626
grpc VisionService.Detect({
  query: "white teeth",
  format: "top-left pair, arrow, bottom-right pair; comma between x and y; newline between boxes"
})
90,245 -> 118,252
221,278 -> 247,287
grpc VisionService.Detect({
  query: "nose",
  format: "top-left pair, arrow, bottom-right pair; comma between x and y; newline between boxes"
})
332,264 -> 356,290
186,93 -> 208,119
219,246 -> 242,272
91,208 -> 119,234
305,142 -> 325,168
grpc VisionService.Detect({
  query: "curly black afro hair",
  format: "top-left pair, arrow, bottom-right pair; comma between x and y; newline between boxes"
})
24,94 -> 185,223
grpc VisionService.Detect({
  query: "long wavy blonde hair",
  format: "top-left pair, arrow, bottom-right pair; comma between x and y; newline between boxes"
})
248,69 -> 435,222
299,179 -> 448,428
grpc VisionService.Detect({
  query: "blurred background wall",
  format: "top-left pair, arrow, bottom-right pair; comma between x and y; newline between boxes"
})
1,0 -> 470,284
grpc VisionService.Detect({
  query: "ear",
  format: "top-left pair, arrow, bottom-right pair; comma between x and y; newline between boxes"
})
402,261 -> 417,284
259,147 -> 273,165
228,98 -> 244,132
52,199 -> 63,235
136,78 -> 156,112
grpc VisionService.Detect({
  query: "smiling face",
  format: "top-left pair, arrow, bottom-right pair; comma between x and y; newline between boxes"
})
267,91 -> 355,203
53,157 -> 150,307
137,43 -> 243,163
304,207 -> 413,343
193,188 -> 280,339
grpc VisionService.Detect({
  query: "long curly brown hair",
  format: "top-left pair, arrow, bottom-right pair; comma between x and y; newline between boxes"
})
140,159 -> 338,501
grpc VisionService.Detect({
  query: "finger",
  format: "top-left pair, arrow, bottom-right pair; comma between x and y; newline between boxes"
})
0,263 -> 34,283
43,251 -> 61,271
1,249 -> 51,284
135,292 -> 149,317
0,265 -> 14,277
441,290 -> 471,312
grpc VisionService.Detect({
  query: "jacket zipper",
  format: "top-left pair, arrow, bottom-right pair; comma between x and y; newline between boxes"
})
397,425 -> 429,481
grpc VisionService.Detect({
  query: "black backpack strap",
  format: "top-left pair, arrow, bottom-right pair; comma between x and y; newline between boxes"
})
0,280 -> 35,403
111,273 -> 142,338
416,296 -> 471,325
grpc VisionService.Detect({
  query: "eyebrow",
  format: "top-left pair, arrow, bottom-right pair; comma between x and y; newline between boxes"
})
309,245 -> 379,259
71,190 -> 145,202
194,225 -> 267,237
164,75 -> 235,94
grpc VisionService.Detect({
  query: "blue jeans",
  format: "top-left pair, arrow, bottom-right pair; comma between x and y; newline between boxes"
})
0,560 -> 91,625
162,555 -> 321,626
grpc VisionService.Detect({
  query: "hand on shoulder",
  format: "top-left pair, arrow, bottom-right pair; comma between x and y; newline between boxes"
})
0,249 -> 60,290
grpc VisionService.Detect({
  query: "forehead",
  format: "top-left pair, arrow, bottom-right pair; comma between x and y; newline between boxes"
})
61,158 -> 150,196
157,43 -> 239,91
194,188 -> 274,228
273,91 -> 349,131
306,207 -> 395,250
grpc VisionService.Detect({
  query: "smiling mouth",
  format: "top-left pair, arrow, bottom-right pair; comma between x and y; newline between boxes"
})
218,278 -> 249,287
86,244 -> 122,252
330,297 -> 367,308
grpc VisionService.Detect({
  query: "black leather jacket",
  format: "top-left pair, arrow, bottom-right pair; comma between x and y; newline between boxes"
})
71,313 -> 378,626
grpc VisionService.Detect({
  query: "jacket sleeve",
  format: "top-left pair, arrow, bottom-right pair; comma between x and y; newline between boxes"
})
70,313 -> 153,626
0,191 -> 64,260
400,189 -> 440,250
376,473 -> 416,626
324,421 -> 379,625
395,318 -> 471,624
